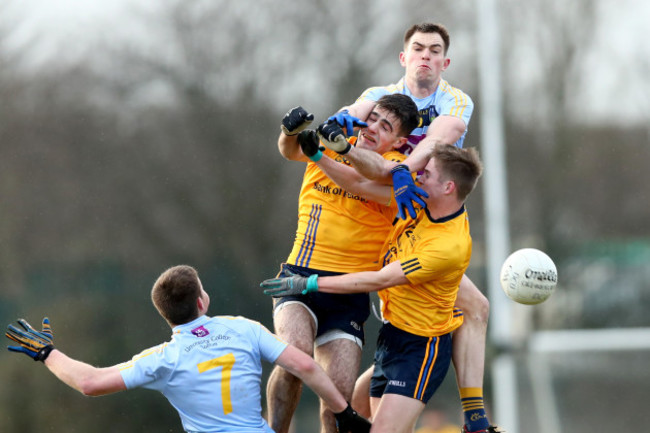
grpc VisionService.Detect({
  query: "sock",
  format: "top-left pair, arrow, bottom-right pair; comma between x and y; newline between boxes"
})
460,387 -> 489,432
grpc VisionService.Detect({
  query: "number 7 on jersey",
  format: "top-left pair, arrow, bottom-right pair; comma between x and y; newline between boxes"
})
198,353 -> 236,414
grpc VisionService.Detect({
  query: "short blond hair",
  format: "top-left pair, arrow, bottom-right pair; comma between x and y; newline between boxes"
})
432,145 -> 483,201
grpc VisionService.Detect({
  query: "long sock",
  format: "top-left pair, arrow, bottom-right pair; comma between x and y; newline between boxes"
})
460,387 -> 489,432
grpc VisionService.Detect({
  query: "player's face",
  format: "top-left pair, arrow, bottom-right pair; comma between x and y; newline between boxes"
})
357,106 -> 404,154
400,32 -> 450,84
418,158 -> 449,199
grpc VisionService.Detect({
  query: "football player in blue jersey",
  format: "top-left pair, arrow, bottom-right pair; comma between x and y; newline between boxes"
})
5,265 -> 370,433
326,22 -> 473,220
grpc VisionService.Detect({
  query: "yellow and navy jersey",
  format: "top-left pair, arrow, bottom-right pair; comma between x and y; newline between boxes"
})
287,141 -> 403,273
379,205 -> 471,337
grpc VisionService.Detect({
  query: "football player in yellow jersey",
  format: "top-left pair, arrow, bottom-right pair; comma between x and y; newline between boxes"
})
262,144 -> 495,433
266,95 -> 420,433
317,23 -> 500,433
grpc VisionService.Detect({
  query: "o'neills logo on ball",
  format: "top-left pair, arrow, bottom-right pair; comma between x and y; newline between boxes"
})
525,268 -> 557,283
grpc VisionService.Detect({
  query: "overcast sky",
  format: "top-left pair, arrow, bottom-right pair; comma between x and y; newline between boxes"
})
7,0 -> 650,126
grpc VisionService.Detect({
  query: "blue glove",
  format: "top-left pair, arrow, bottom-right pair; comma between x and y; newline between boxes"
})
6,317 -> 55,362
327,110 -> 368,137
391,164 -> 428,219
260,274 -> 319,297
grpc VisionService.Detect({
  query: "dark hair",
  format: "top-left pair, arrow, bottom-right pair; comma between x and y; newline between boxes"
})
151,265 -> 202,326
376,94 -> 420,138
404,23 -> 450,54
432,144 -> 483,201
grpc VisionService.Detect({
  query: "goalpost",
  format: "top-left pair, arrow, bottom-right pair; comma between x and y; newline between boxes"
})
526,327 -> 650,433
492,327 -> 650,433
476,2 -> 650,432
475,0 -> 519,430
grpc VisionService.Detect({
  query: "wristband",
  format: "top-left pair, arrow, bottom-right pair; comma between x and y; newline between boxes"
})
35,345 -> 55,362
304,274 -> 319,293
390,164 -> 410,174
308,150 -> 323,162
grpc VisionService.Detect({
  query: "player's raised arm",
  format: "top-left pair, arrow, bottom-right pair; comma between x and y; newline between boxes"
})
317,120 -> 393,182
317,119 -> 427,219
401,115 -> 468,173
297,128 -> 393,205
327,99 -> 373,137
277,106 -> 315,162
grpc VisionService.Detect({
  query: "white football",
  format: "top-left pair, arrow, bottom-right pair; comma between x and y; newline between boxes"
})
499,248 -> 558,305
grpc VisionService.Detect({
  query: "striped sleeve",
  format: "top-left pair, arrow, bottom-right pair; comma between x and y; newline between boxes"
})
438,81 -> 474,126
401,257 -> 423,276
399,250 -> 457,285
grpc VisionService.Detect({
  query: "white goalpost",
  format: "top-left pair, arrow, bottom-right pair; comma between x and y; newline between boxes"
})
526,327 -> 650,433
475,0 -> 519,429
476,2 -> 650,432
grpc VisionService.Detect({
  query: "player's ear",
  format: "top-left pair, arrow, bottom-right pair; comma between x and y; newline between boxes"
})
197,295 -> 207,314
444,180 -> 456,195
399,51 -> 406,67
442,57 -> 451,71
392,137 -> 408,149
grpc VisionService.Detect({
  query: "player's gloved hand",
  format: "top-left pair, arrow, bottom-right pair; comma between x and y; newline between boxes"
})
391,164 -> 429,219
317,121 -> 351,155
260,274 -> 319,297
281,106 -> 315,136
6,317 -> 55,362
334,403 -> 371,433
298,130 -> 325,162
327,109 -> 368,137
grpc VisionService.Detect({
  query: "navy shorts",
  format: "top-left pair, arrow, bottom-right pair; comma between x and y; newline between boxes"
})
370,322 -> 452,403
274,263 -> 370,344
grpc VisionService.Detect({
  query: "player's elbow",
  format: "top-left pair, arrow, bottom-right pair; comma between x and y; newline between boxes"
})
78,371 -> 120,397
292,355 -> 319,378
276,345 -> 322,383
78,377 -> 105,396
278,147 -> 295,161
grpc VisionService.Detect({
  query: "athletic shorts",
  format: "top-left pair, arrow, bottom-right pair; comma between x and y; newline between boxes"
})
274,263 -> 370,345
370,322 -> 452,403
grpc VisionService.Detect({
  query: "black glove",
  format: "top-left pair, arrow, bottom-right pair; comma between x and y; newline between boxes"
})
6,317 -> 55,362
298,130 -> 325,162
334,403 -> 371,433
281,106 -> 314,136
317,121 -> 352,155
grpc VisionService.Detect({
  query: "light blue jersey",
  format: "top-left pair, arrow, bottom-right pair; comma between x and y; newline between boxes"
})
356,77 -> 473,153
118,315 -> 288,433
